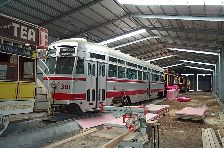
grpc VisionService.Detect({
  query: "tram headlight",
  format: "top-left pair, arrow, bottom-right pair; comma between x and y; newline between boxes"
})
51,81 -> 57,89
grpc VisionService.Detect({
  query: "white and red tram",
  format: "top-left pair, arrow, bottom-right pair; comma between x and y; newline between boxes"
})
43,38 -> 164,112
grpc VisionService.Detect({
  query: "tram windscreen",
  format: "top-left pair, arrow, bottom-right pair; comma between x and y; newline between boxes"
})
46,57 -> 56,74
55,57 -> 75,74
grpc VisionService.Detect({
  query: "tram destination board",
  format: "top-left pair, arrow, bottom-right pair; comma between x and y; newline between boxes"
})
59,46 -> 76,56
0,43 -> 33,57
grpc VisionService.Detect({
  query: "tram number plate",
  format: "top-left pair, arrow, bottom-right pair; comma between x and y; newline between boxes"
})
61,84 -> 70,90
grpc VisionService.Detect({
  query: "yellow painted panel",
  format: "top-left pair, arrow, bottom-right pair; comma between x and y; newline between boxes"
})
0,82 -> 17,100
17,82 -> 35,99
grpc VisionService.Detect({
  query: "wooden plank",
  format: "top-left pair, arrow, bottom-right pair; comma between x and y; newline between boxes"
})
201,128 -> 221,148
102,131 -> 130,148
122,132 -> 139,141
45,128 -> 98,148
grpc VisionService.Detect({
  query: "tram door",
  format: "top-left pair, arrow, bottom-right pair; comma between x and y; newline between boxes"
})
148,72 -> 151,98
86,61 -> 106,109
97,62 -> 106,105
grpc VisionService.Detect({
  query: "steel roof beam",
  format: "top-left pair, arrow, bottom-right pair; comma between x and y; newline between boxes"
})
0,0 -> 11,7
66,14 -> 130,38
165,43 -> 221,51
179,60 -> 215,66
161,36 -> 224,47
126,42 -> 219,57
136,48 -> 169,58
69,16 -> 223,39
144,26 -> 224,35
168,48 -> 219,55
66,13 -> 224,38
123,43 -> 165,54
130,43 -> 219,56
146,54 -> 176,61
132,14 -> 224,22
40,0 -> 103,26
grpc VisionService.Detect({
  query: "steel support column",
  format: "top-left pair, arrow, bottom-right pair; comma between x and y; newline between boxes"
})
213,65 -> 217,94
220,50 -> 224,102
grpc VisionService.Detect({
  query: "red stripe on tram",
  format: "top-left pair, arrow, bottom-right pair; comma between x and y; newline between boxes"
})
107,78 -> 147,84
52,93 -> 86,100
43,77 -> 86,81
106,89 -> 148,98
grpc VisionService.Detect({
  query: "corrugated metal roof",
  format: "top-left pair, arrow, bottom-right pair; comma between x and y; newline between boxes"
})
0,0 -> 223,72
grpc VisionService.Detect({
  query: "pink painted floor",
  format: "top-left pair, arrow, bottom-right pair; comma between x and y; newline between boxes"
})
75,113 -> 116,129
176,107 -> 207,116
104,113 -> 160,126
104,117 -> 126,126
76,112 -> 161,129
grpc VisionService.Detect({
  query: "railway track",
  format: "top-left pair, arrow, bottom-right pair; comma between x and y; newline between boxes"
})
44,126 -> 130,148
0,111 -> 103,148
0,98 -> 163,148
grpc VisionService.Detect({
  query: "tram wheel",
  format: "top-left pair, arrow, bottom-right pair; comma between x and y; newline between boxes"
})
122,96 -> 131,106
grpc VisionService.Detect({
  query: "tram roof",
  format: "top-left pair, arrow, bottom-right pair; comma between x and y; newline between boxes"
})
50,38 -> 164,72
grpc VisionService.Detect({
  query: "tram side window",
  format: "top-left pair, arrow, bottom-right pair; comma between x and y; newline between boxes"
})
0,54 -> 17,81
92,64 -> 95,76
102,65 -> 105,77
126,68 -> 137,79
46,57 -> 56,74
90,53 -> 105,60
108,64 -> 117,77
76,58 -> 84,74
118,59 -> 125,65
88,63 -> 91,76
153,74 -> 156,81
127,62 -> 133,67
126,68 -> 131,79
143,72 -> 148,80
180,77 -> 183,83
156,74 -> 160,81
109,57 -> 117,63
153,73 -> 159,82
19,57 -> 35,81
0,64 -> 8,80
118,66 -> 125,78
160,75 -> 164,82
138,65 -> 142,69
132,69 -> 137,79
138,71 -> 142,80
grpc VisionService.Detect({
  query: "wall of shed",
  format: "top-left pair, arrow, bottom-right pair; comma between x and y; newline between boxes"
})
213,52 -> 224,102
220,50 -> 224,102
